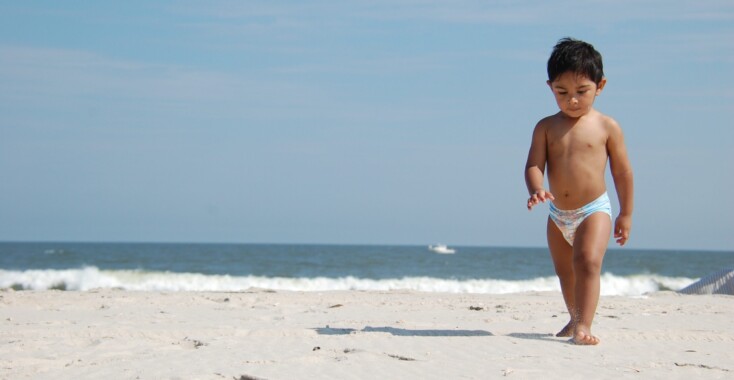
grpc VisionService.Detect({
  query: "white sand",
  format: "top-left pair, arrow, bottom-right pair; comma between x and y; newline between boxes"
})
1,289 -> 732,379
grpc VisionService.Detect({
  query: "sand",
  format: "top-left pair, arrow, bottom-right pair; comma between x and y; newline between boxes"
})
1,289 -> 732,379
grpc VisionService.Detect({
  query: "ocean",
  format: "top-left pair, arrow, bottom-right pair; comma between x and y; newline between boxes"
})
1,242 -> 732,296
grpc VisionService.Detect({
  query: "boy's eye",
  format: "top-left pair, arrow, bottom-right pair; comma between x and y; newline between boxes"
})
557,91 -> 567,95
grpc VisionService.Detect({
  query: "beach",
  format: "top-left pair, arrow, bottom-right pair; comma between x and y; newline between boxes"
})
1,289 -> 732,379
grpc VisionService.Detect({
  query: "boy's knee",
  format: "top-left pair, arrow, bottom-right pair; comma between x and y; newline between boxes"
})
573,252 -> 602,274
554,265 -> 574,278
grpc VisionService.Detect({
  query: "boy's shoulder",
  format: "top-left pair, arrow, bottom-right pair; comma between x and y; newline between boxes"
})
534,112 -> 562,129
594,110 -> 623,133
536,110 -> 622,131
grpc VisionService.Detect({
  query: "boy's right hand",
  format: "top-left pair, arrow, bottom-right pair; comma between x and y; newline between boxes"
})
527,189 -> 555,210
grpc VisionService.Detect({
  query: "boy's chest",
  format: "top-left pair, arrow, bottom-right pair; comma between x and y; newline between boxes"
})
546,125 -> 608,157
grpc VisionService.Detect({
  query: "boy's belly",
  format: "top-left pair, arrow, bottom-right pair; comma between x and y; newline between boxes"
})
547,171 -> 607,210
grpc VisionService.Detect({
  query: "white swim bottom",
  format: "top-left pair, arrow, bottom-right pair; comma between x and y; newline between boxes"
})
549,192 -> 612,246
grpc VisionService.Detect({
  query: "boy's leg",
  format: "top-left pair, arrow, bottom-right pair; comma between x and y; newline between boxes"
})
546,217 -> 576,337
571,212 -> 612,345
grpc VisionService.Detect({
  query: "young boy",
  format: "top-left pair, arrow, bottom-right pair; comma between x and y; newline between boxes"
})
525,38 -> 634,345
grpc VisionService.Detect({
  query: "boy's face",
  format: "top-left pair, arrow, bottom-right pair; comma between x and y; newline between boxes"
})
547,72 -> 606,118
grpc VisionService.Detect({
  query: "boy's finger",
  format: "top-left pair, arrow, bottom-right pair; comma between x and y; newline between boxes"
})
616,230 -> 629,245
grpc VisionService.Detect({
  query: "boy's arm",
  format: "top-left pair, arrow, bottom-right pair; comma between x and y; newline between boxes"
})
525,121 -> 554,210
607,119 -> 634,245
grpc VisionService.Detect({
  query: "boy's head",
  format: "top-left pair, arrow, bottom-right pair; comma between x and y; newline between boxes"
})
547,38 -> 604,85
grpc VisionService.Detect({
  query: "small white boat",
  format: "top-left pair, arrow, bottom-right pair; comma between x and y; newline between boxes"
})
428,244 -> 456,254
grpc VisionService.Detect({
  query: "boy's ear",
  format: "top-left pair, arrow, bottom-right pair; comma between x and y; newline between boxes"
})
596,77 -> 607,94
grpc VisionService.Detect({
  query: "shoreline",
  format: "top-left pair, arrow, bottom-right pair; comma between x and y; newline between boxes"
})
1,289 -> 732,379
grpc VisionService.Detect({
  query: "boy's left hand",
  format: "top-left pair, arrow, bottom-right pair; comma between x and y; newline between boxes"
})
614,215 -> 632,246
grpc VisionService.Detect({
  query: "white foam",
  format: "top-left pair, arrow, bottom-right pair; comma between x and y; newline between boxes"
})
0,267 -> 697,296
598,272 -> 694,296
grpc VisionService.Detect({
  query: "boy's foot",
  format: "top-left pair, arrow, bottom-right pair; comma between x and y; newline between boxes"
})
571,329 -> 600,345
556,321 -> 574,337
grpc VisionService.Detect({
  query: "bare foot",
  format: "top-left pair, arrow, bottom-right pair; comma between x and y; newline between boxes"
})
571,328 -> 600,345
556,321 -> 574,337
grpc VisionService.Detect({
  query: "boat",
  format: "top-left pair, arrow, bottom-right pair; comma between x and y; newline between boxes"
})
428,244 -> 456,254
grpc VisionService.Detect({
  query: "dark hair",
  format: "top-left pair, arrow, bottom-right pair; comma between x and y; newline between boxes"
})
547,37 -> 604,84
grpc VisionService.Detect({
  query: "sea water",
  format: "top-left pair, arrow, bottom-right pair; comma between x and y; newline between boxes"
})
1,242 -> 731,296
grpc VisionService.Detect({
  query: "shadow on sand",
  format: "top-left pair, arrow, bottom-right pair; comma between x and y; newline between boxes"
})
507,332 -> 566,343
314,326 -> 493,337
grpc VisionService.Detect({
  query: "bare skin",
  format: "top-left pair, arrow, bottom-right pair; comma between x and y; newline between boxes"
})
525,72 -> 634,345
548,213 -> 611,345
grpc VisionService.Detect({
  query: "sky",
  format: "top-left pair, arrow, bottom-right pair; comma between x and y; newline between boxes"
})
1,1 -> 732,250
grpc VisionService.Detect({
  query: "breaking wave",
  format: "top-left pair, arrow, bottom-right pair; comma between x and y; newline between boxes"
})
0,267 -> 696,296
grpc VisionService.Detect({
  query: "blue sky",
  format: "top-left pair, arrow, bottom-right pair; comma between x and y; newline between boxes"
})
1,1 -> 732,250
